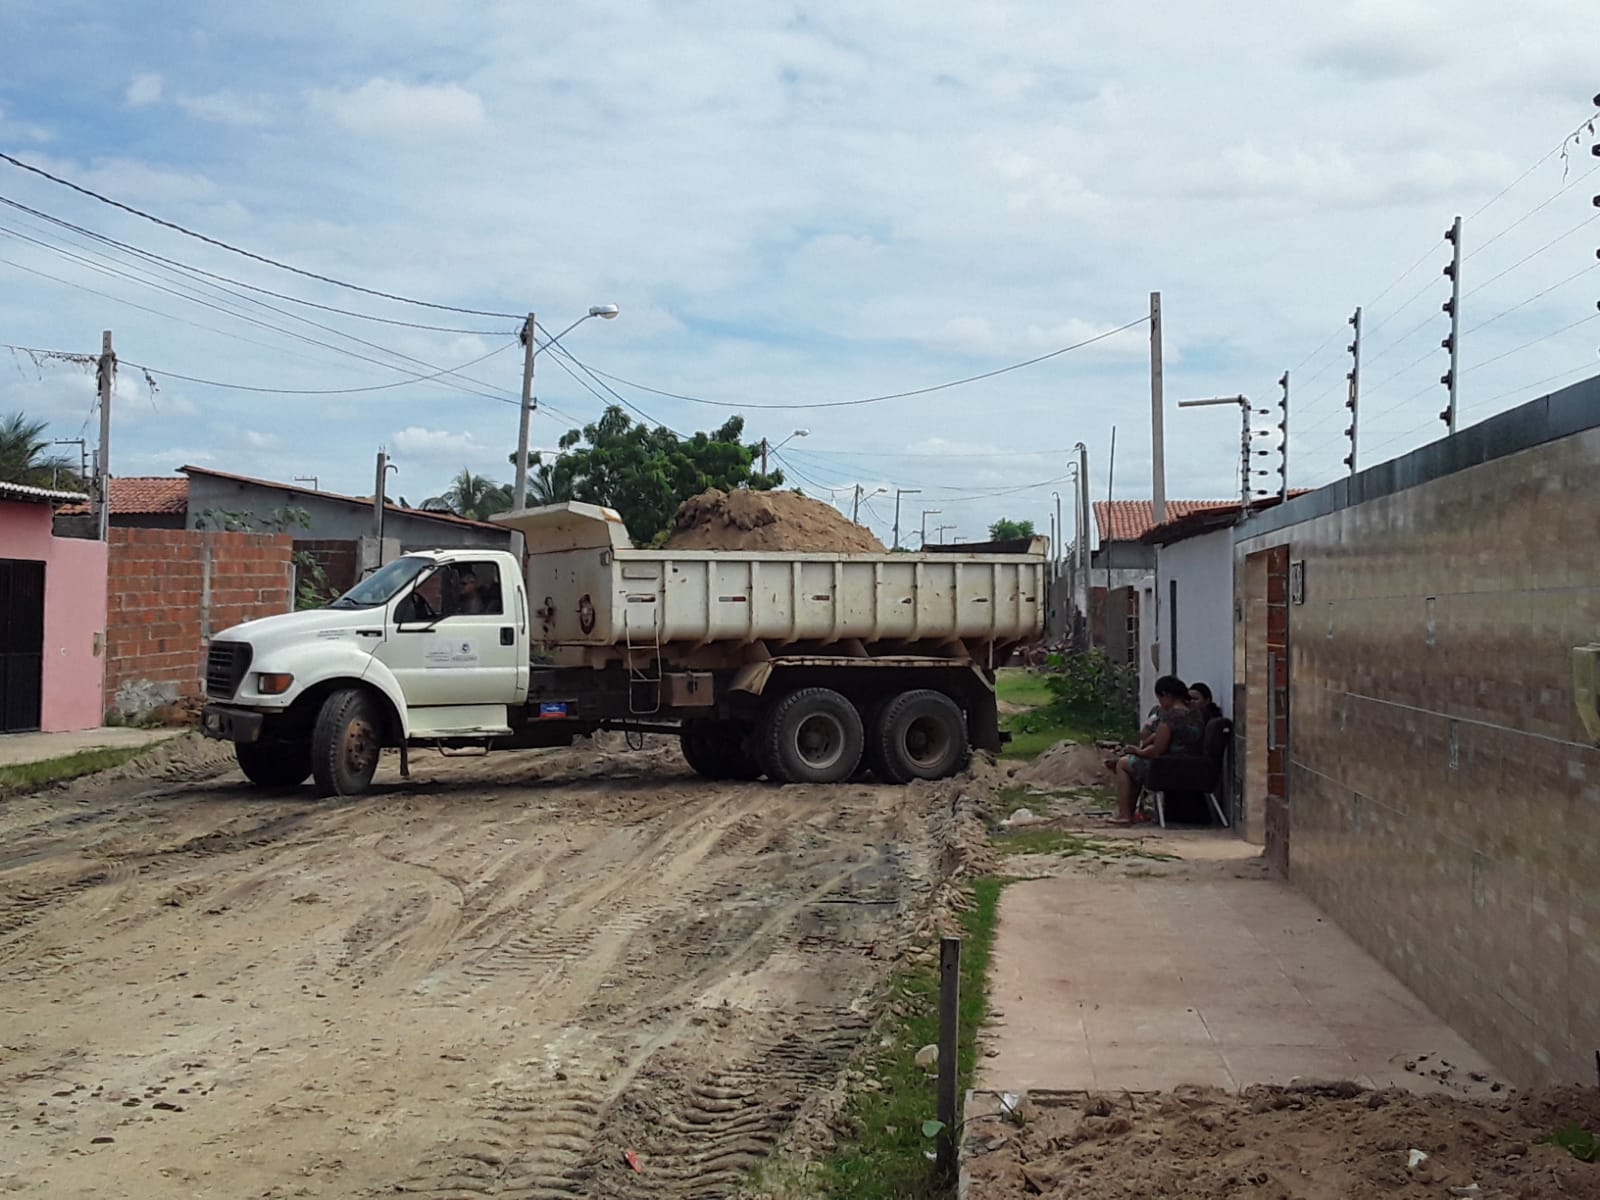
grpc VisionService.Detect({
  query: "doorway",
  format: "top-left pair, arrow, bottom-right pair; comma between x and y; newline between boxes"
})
1242,546 -> 1290,869
0,558 -> 46,733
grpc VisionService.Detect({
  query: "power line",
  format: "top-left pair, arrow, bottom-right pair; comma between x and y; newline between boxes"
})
1465,161 -> 1600,264
553,316 -> 1150,412
1463,211 -> 1600,300
0,218 -> 528,405
1,340 -> 518,397
0,194 -> 512,335
0,151 -> 522,320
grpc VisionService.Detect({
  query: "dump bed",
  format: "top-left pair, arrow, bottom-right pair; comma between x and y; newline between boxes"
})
495,502 -> 1047,649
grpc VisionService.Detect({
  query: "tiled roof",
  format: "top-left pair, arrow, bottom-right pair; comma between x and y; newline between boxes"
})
0,479 -> 89,504
56,476 -> 189,516
1093,500 -> 1235,543
180,466 -> 508,532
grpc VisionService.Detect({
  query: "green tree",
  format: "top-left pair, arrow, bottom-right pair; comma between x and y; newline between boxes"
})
987,517 -> 1036,541
422,468 -> 514,521
0,412 -> 84,490
528,406 -> 782,543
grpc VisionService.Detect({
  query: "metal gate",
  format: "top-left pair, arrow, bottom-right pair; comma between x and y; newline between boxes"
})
0,559 -> 46,733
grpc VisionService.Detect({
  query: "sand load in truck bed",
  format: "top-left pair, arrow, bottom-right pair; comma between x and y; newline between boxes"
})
665,488 -> 887,553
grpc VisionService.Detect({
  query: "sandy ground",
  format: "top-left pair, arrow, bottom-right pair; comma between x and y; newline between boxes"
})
963,1085 -> 1600,1200
0,734 -> 959,1198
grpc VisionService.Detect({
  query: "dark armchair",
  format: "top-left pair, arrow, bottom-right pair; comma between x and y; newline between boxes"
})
1143,716 -> 1232,828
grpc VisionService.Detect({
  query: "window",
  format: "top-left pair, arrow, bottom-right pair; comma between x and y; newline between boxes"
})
394,560 -> 504,623
1169,578 -> 1178,675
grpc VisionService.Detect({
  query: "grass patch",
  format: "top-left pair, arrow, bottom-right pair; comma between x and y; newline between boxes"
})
821,878 -> 1004,1199
994,669 -> 1055,710
0,746 -> 147,796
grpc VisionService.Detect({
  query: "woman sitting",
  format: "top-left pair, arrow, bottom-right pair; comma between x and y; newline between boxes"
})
1107,675 -> 1203,825
1187,681 -> 1224,724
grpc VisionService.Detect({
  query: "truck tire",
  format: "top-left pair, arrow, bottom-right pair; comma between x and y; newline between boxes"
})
759,688 -> 863,785
873,689 -> 968,783
310,687 -> 382,797
681,719 -> 762,781
235,740 -> 311,788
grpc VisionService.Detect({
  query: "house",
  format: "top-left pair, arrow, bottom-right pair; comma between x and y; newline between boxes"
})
0,480 -> 108,733
1088,499 -> 1232,677
54,477 -> 189,533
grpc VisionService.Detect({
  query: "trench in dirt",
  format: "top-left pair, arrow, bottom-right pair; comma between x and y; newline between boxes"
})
0,737 -> 962,1198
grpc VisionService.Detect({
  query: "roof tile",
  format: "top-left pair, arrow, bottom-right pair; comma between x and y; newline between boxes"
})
56,476 -> 188,516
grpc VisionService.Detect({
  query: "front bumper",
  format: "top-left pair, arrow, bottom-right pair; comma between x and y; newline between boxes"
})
201,705 -> 265,744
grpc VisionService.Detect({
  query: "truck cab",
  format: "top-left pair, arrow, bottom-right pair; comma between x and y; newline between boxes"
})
202,548 -> 531,794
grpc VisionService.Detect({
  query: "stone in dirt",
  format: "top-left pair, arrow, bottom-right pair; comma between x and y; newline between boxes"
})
664,488 -> 886,553
914,1044 -> 939,1070
1016,740 -> 1112,790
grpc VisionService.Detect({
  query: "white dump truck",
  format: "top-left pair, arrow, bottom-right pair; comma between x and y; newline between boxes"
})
199,502 -> 1046,795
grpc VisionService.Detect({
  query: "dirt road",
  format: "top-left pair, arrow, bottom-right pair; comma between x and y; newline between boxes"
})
0,735 -> 953,1198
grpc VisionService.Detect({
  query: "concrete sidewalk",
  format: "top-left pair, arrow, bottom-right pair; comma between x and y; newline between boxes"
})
0,726 -> 178,768
980,839 -> 1503,1095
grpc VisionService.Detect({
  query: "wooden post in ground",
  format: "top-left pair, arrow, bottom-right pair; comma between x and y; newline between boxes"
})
936,936 -> 961,1181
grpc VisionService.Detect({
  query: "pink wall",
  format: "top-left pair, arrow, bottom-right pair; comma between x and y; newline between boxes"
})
0,501 -> 108,732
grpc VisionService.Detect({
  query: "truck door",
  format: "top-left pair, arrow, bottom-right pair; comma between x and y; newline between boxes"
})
379,559 -> 523,708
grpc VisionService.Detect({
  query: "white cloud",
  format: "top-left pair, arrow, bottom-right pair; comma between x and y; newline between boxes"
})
125,73 -> 164,107
391,427 -> 489,460
176,90 -> 272,127
243,430 -> 279,449
311,78 -> 486,138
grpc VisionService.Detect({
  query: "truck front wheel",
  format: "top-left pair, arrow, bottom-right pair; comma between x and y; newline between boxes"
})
760,688 -> 863,785
680,719 -> 761,781
310,687 -> 383,797
235,740 -> 311,789
872,689 -> 968,782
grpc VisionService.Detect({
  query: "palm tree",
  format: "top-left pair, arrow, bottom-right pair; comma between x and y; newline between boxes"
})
422,468 -> 514,521
526,452 -> 574,507
0,412 -> 83,490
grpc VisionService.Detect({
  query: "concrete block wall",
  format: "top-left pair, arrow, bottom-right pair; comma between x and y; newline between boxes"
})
106,529 -> 293,717
1234,414 -> 1600,1086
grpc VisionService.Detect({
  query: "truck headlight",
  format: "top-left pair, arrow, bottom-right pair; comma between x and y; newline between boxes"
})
256,673 -> 295,695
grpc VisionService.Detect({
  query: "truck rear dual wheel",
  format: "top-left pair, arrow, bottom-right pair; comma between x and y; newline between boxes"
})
311,687 -> 382,797
868,689 -> 968,783
235,740 -> 312,789
680,719 -> 762,781
760,687 -> 865,785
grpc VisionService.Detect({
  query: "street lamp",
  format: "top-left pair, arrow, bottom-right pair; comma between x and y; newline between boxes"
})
512,303 -> 621,511
760,428 -> 809,475
920,508 -> 942,548
892,487 -> 921,550
851,484 -> 886,523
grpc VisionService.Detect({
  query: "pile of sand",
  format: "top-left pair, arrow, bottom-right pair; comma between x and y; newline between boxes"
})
1016,739 -> 1113,788
664,488 -> 886,553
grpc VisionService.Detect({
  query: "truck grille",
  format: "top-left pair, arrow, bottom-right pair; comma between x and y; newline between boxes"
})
205,641 -> 253,700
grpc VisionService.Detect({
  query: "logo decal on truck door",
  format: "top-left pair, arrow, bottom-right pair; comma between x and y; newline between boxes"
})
423,638 -> 480,668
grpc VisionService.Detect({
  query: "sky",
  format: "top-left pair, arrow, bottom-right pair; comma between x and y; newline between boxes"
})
0,0 -> 1596,548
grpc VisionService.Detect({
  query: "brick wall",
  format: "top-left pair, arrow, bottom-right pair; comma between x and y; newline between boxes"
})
293,538 -> 360,599
106,529 -> 294,715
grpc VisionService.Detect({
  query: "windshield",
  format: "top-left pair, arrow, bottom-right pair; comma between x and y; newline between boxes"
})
329,556 -> 432,609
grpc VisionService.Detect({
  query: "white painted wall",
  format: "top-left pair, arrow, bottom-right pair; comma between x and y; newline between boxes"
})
1142,526 -> 1235,716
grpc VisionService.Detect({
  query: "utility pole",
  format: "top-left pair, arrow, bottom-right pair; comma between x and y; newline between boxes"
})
293,475 -> 320,492
94,330 -> 114,541
935,522 -> 956,543
892,488 -> 920,550
512,312 -> 537,512
1149,291 -> 1166,526
1344,307 -> 1362,475
1104,425 -> 1116,611
1075,441 -> 1090,649
760,438 -> 769,476
373,448 -> 390,550
920,508 -> 941,549
52,438 -> 87,492
1440,216 -> 1462,434
852,484 -> 863,523
1052,491 -> 1063,574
